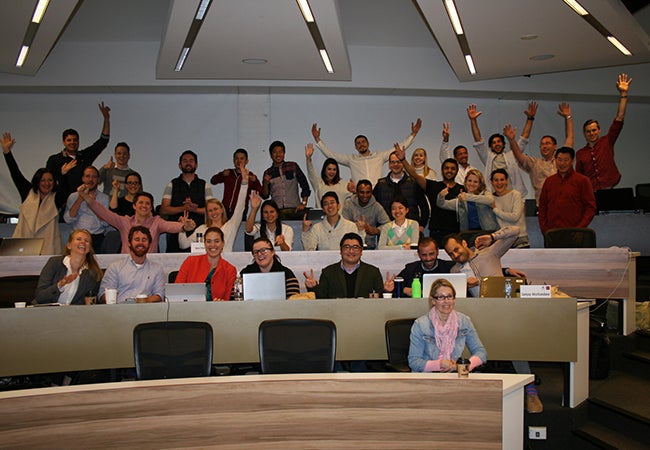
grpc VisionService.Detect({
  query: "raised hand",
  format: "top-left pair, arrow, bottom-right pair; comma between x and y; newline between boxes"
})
104,156 -> 115,170
77,184 -> 91,201
302,213 -> 312,232
442,122 -> 450,142
474,234 -> 493,250
557,102 -> 571,118
411,118 -> 422,136
98,101 -> 110,119
305,143 -> 314,158
111,178 -> 120,191
249,190 -> 262,209
383,271 -> 395,293
311,123 -> 321,141
57,273 -> 79,290
616,73 -> 632,94
275,234 -> 286,247
303,269 -> 317,288
524,101 -> 538,119
503,124 -> 516,141
61,159 -> 77,175
467,104 -> 482,120
393,143 -> 406,161
1,132 -> 15,154
240,165 -> 249,182
347,179 -> 356,194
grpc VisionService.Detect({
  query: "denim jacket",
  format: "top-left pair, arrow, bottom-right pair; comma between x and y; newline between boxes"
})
408,311 -> 487,372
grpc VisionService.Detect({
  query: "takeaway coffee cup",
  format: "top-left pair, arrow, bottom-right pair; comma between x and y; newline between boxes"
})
457,357 -> 470,378
135,294 -> 148,303
14,302 -> 26,308
382,292 -> 393,299
105,289 -> 118,304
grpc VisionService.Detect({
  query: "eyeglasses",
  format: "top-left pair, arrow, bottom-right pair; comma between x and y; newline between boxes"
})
126,181 -> 141,185
252,248 -> 273,256
341,244 -> 362,251
433,295 -> 454,301
321,201 -> 337,207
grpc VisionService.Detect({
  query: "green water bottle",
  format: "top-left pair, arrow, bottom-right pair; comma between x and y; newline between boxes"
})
411,277 -> 422,298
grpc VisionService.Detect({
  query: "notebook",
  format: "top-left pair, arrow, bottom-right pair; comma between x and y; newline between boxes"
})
421,273 -> 468,298
0,238 -> 44,256
479,276 -> 527,298
165,283 -> 206,302
242,272 -> 286,301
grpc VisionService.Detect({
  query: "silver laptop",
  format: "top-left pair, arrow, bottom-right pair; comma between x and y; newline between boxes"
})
165,283 -> 206,302
242,272 -> 286,301
0,238 -> 44,256
422,273 -> 468,298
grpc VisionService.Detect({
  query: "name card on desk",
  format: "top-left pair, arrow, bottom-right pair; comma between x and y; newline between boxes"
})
520,285 -> 552,298
190,242 -> 205,254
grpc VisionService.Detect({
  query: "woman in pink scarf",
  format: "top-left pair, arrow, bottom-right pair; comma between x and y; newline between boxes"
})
408,279 -> 486,372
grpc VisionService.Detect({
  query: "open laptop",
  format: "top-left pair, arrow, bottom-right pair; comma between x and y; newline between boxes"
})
422,273 -> 467,298
165,283 -> 206,302
479,277 -> 527,298
242,272 -> 286,301
0,238 -> 44,256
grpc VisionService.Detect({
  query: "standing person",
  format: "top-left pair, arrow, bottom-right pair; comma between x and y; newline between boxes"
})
240,237 -> 301,298
443,227 -> 542,413
439,122 -> 476,185
160,150 -> 213,253
261,140 -> 311,218
245,192 -> 293,251
175,227 -> 237,301
408,278 -> 486,373
2,132 -> 62,254
437,169 -> 498,232
302,192 -> 361,251
210,148 -> 264,219
305,143 -> 351,208
395,237 -> 454,298
378,197 -> 420,249
373,151 -> 428,231
576,73 -> 632,191
63,166 -> 110,253
98,142 -> 134,197
46,102 -> 111,208
396,144 -> 462,246
538,147 -> 597,235
99,226 -> 165,303
508,104 -> 574,203
490,169 -> 529,248
341,179 -> 390,250
179,167 -> 249,253
411,147 -> 437,181
311,119 -> 422,187
467,102 -> 537,198
78,188 -> 195,254
34,229 -> 102,305
109,172 -> 142,216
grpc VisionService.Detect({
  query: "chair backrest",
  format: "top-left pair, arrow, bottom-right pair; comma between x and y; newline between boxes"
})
168,270 -> 179,283
0,275 -> 40,308
133,321 -> 213,380
385,318 -> 416,372
543,227 -> 596,248
635,183 -> 650,212
258,318 -> 336,374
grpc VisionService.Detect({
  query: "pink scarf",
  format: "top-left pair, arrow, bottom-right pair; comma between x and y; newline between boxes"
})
429,308 -> 459,360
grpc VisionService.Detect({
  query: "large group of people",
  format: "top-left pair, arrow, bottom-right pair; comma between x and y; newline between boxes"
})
2,73 -> 635,415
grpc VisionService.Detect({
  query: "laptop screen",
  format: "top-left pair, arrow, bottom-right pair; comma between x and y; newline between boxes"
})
243,272 -> 286,301
421,273 -> 467,298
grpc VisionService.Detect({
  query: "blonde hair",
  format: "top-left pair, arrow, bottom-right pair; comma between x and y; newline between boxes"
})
427,278 -> 456,308
411,148 -> 432,177
64,229 -> 103,282
205,198 -> 228,227
464,169 -> 487,194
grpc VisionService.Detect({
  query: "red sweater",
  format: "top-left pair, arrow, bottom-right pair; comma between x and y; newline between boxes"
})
176,254 -> 237,301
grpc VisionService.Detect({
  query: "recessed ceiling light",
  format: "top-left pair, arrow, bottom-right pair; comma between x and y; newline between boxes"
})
242,58 -> 268,64
520,34 -> 538,41
529,54 -> 555,61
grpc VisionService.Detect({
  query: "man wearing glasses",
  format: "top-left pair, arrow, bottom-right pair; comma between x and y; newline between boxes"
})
303,232 -> 389,298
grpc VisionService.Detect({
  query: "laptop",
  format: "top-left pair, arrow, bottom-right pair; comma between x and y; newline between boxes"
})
479,276 -> 527,298
0,238 -> 44,256
422,273 -> 468,298
242,272 -> 286,301
165,283 -> 206,302
595,188 -> 636,214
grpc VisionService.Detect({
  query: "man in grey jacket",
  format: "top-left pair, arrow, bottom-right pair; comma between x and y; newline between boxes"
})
341,179 -> 390,249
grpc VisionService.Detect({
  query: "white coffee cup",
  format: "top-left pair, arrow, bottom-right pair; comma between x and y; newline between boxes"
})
105,288 -> 118,304
14,302 -> 27,308
382,293 -> 393,299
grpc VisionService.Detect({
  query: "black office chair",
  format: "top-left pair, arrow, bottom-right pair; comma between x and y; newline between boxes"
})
168,270 -> 179,283
385,318 -> 416,372
635,183 -> 650,213
133,321 -> 213,380
543,227 -> 596,248
258,319 -> 336,374
459,229 -> 493,248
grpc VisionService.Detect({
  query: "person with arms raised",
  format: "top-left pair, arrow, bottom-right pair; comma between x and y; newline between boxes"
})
245,191 -> 293,251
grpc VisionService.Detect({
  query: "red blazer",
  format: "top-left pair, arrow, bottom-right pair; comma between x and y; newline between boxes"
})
176,254 -> 237,301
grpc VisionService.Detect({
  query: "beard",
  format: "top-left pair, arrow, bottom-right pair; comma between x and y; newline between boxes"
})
181,165 -> 196,174
130,244 -> 149,257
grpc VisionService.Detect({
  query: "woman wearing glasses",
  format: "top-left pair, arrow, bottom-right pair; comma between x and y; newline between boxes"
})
239,237 -> 300,298
408,278 -> 486,373
109,171 -> 142,216
175,227 -> 237,301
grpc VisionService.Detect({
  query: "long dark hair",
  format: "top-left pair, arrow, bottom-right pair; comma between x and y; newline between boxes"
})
31,168 -> 58,194
321,158 -> 341,185
259,199 -> 283,241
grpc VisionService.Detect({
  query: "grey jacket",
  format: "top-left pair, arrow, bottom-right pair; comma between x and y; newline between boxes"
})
34,255 -> 101,305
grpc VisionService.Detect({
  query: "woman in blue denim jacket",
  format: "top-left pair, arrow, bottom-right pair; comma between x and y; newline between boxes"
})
408,278 -> 486,372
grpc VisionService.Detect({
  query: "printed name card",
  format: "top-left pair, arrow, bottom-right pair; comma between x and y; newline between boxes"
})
519,285 -> 552,298
190,242 -> 205,254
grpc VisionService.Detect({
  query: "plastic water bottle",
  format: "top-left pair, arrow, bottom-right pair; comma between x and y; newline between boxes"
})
411,277 -> 422,298
234,275 -> 244,301
504,278 -> 512,298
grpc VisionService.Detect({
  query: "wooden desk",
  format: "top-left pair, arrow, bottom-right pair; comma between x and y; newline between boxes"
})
0,297 -> 588,406
0,373 -> 533,449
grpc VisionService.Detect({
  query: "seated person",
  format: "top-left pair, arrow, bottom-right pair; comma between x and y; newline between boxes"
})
245,192 -> 293,251
99,226 -> 165,303
109,171 -> 142,216
378,197 -> 419,249
176,227 -> 237,301
396,237 -> 454,297
303,232 -> 389,298
408,278 -> 486,372
437,169 -> 498,232
240,237 -> 300,298
180,168 -> 249,252
302,191 -> 361,251
34,229 -> 103,305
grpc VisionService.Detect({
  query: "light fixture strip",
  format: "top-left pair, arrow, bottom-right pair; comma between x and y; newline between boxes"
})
443,0 -> 464,35
464,54 -> 476,75
563,0 -> 632,56
319,49 -> 334,73
31,0 -> 50,23
442,1 -> 476,76
195,0 -> 211,20
175,47 -> 190,72
174,0 -> 212,72
297,0 -> 315,23
16,46 -> 29,67
296,0 -> 334,74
